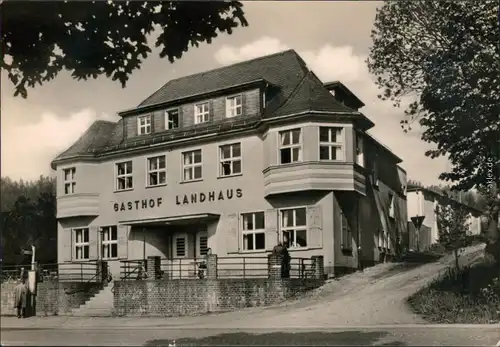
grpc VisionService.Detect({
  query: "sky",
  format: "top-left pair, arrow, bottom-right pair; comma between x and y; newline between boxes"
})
1,1 -> 449,184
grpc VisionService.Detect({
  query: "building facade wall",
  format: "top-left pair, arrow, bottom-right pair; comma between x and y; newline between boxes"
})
56,118 -> 406,279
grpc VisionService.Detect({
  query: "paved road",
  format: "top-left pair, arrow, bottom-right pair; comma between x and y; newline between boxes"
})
1,323 -> 499,346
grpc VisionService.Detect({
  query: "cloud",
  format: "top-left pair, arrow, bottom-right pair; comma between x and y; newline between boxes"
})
1,109 -> 118,181
214,37 -> 449,186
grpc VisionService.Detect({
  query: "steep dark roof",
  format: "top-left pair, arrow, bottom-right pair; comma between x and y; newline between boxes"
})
53,120 -> 119,161
138,49 -> 309,108
272,71 -> 357,117
52,49 -> 367,166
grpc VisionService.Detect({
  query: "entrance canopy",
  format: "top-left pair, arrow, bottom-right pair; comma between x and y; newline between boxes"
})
119,213 -> 220,227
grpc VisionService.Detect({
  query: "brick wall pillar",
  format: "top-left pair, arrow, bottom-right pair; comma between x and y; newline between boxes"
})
147,256 -> 161,280
311,255 -> 324,279
206,254 -> 217,279
268,254 -> 282,280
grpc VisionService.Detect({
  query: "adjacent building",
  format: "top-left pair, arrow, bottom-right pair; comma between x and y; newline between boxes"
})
407,186 -> 483,251
51,49 -> 408,278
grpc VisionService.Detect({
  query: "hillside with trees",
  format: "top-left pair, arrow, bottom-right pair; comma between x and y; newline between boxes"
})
0,176 -> 57,265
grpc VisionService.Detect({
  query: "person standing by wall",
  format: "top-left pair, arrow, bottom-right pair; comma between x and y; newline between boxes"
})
14,278 -> 28,318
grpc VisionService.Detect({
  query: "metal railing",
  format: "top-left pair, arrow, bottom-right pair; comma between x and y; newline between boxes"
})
160,258 -> 204,279
120,259 -> 146,280
117,256 -> 319,281
217,256 -> 268,278
40,262 -> 99,282
290,257 -> 315,279
1,262 -> 100,284
0,265 -> 26,283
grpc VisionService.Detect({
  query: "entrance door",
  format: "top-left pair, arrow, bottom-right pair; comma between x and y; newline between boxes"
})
196,225 -> 209,258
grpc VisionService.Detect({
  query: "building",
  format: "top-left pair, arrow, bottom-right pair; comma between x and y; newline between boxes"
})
51,49 -> 408,279
407,186 -> 483,251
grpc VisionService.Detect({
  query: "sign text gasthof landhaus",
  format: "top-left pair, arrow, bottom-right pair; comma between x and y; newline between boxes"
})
112,189 -> 243,211
175,189 -> 243,205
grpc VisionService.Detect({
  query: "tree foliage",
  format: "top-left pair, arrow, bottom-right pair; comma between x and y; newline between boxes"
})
1,1 -> 248,98
368,1 -> 500,262
436,204 -> 471,272
0,176 -> 57,265
368,1 -> 499,191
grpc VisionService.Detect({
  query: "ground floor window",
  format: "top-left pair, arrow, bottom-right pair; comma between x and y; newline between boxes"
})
74,228 -> 89,260
280,207 -> 307,248
198,234 -> 209,256
241,212 -> 265,251
101,226 -> 118,259
341,212 -> 352,250
175,235 -> 186,257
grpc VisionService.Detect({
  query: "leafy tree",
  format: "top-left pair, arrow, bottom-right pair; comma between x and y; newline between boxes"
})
1,1 -> 248,98
436,204 -> 471,273
367,1 -> 500,261
0,176 -> 57,265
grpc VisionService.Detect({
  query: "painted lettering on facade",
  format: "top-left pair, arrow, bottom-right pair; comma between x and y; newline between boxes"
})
175,189 -> 243,205
113,198 -> 163,212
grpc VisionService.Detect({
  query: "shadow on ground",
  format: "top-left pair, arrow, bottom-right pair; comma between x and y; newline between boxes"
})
145,331 -> 407,346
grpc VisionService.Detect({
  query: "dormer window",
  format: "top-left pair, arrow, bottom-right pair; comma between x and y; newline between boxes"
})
137,115 -> 152,135
329,90 -> 336,97
226,95 -> 243,118
194,102 -> 210,124
165,109 -> 179,130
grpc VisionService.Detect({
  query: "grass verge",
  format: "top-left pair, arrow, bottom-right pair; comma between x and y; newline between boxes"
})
407,260 -> 500,324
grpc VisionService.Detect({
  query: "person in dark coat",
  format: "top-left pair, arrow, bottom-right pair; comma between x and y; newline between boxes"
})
14,278 -> 28,318
272,236 -> 291,279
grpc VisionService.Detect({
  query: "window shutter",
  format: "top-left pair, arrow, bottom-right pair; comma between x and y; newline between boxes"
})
209,100 -> 215,122
307,206 -> 323,248
265,209 -> 278,251
226,213 -> 240,253
63,228 -> 73,262
150,113 -> 155,133
89,226 -> 99,260
177,107 -> 183,128
117,224 -> 129,259
225,98 -> 231,118
241,93 -> 246,116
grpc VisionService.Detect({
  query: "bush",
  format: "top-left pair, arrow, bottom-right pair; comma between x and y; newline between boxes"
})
408,262 -> 500,323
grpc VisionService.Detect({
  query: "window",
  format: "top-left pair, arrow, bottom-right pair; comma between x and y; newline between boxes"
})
340,212 -> 352,250
280,208 -> 307,248
241,212 -> 265,251
137,115 -> 152,135
198,235 -> 209,257
194,102 -> 210,124
175,236 -> 186,257
74,228 -> 89,260
182,150 -> 202,181
388,194 -> 395,219
329,90 -> 336,97
279,129 -> 302,164
63,167 -> 76,194
101,226 -> 118,259
226,95 -> 243,118
165,109 -> 179,130
319,127 -> 343,161
116,161 -> 133,191
220,143 -> 242,177
356,133 -> 364,167
147,155 -> 167,186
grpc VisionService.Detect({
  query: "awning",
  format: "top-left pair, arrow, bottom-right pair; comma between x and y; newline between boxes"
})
119,213 -> 220,227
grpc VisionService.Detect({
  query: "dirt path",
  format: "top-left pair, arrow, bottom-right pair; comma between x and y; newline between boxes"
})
212,244 -> 486,329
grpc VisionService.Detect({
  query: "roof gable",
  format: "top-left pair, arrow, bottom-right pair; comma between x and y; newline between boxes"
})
271,71 -> 357,117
